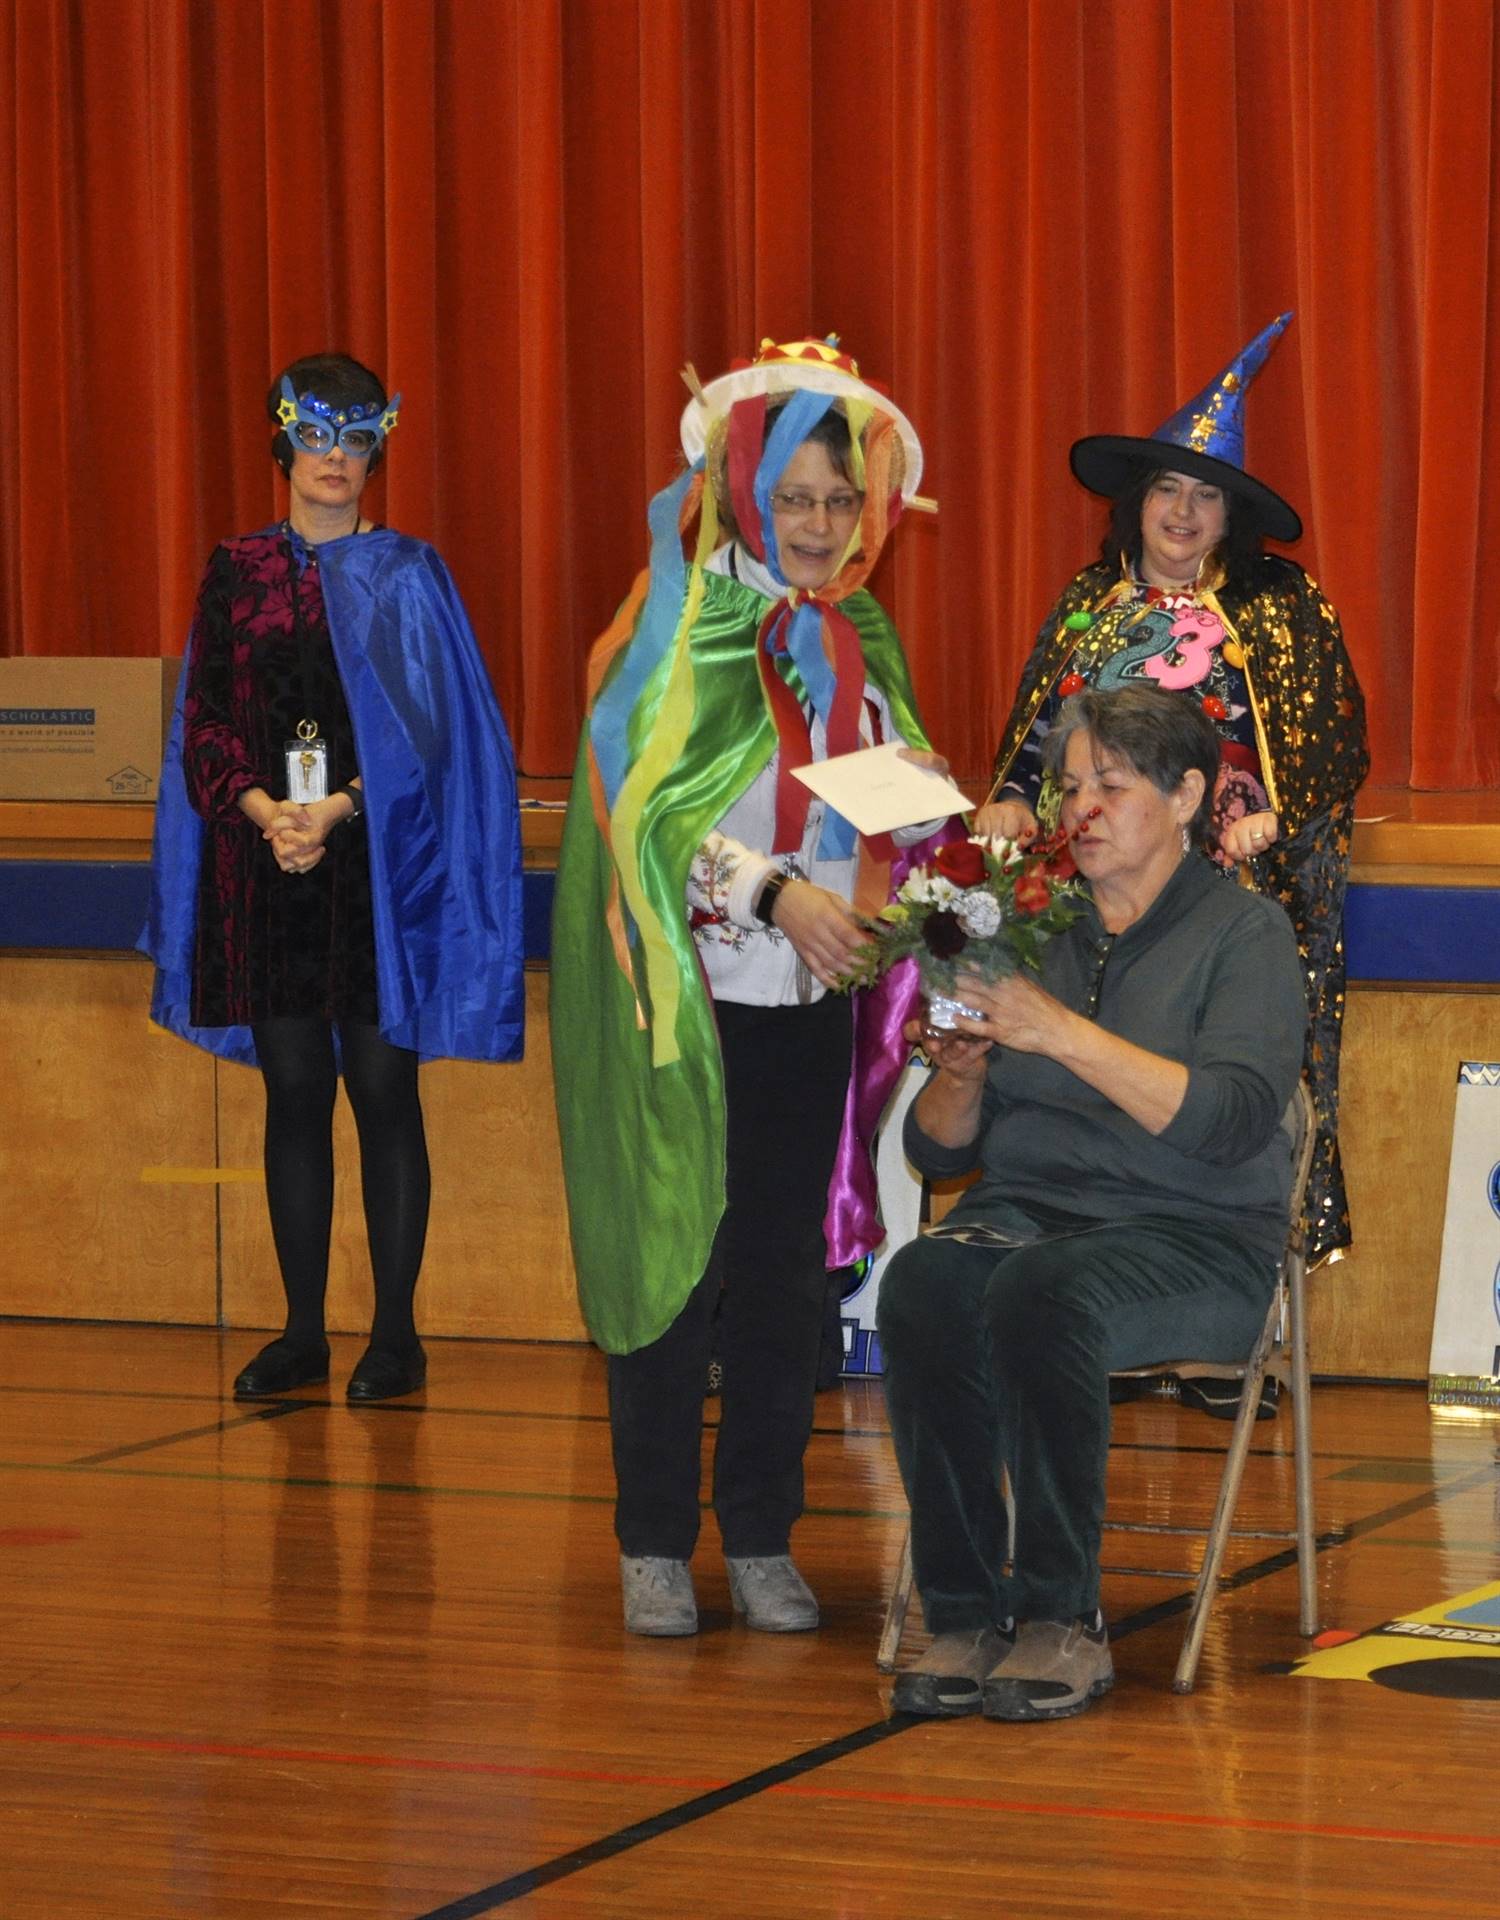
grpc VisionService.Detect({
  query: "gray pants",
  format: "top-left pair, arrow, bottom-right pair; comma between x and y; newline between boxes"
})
877,1212 -> 1274,1629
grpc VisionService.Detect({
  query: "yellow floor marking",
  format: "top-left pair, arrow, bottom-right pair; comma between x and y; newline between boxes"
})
139,1167 -> 264,1184
1291,1579 -> 1500,1681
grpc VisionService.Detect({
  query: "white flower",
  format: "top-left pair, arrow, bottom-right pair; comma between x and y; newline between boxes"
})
899,867 -> 962,909
956,889 -> 1002,937
976,831 -> 1026,867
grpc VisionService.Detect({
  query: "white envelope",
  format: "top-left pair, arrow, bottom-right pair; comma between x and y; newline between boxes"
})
789,743 -> 971,835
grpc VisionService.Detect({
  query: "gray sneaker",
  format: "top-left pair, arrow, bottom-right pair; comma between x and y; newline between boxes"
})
891,1626 -> 1014,1718
724,1554 -> 819,1631
620,1555 -> 698,1636
981,1617 -> 1113,1721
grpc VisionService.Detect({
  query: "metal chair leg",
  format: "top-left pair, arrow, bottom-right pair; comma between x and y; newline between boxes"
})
1171,1294 -> 1279,1693
1289,1244 -> 1319,1636
876,1527 -> 913,1672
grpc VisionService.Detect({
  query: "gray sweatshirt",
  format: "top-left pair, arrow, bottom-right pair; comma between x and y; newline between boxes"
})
905,855 -> 1307,1261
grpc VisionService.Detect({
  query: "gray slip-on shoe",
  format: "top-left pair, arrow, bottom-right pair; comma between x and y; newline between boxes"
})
620,1555 -> 698,1636
891,1626 -> 1014,1718
981,1617 -> 1113,1721
724,1554 -> 819,1631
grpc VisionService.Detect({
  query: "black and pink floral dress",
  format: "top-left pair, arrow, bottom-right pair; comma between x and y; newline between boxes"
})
182,528 -> 378,1026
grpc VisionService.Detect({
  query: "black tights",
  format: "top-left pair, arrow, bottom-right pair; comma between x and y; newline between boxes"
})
251,1018 -> 430,1354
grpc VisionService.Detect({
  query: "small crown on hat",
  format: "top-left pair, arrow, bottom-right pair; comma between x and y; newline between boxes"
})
737,334 -> 862,379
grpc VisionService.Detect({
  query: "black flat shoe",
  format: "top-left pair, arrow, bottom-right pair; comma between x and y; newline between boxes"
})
346,1344 -> 427,1402
1177,1374 -> 1280,1421
233,1339 -> 330,1399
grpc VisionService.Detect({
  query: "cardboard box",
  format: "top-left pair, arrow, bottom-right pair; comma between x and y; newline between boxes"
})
0,658 -> 181,801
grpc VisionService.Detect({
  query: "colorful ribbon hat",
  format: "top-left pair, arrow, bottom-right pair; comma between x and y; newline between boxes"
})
679,335 -> 925,501
1069,313 -> 1301,542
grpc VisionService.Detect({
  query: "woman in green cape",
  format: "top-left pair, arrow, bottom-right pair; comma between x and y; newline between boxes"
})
553,339 -> 945,1635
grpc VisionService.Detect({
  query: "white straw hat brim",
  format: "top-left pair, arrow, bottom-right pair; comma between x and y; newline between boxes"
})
680,361 -> 924,500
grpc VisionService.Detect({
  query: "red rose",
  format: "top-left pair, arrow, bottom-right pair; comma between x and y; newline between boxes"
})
934,840 -> 988,888
1013,873 -> 1052,916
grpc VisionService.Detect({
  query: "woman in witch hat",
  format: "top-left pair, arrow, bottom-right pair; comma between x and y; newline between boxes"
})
975,315 -> 1367,1350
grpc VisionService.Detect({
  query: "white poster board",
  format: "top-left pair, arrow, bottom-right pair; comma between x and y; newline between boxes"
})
1429,1062 -> 1500,1407
840,1054 -> 927,1375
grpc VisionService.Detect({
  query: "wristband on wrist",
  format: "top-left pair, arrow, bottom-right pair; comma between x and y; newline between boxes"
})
338,783 -> 364,822
754,871 -> 792,926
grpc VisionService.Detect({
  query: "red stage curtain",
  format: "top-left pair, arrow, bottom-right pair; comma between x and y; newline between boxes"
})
2,0 -> 1497,788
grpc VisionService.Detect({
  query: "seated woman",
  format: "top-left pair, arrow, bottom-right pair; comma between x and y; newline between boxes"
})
878,683 -> 1306,1722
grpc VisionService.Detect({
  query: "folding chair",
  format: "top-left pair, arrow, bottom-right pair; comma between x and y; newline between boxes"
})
876,1081 -> 1319,1693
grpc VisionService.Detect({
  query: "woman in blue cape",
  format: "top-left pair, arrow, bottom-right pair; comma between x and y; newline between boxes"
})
142,352 -> 523,1402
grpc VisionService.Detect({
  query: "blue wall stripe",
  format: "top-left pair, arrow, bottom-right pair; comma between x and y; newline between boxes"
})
1342,885 -> 1500,985
0,862 -> 556,963
0,864 -> 1494,984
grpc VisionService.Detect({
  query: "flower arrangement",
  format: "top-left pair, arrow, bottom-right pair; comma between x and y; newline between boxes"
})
839,825 -> 1091,1026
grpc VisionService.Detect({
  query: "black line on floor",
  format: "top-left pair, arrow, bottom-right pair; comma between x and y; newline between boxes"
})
10,1377 -> 1463,1485
68,1400 -> 311,1465
0,1381 -> 615,1425
408,1717 -> 911,1919
2,1377 -> 1485,1482
410,1454 -> 1500,1918
1107,1459 -> 1499,1642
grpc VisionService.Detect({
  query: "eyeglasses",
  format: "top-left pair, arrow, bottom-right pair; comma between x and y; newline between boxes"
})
768,488 -> 865,520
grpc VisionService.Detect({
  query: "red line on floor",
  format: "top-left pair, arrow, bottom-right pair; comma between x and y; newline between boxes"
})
0,1727 -> 716,1792
769,1780 -> 1500,1850
7,1725 -> 1497,1855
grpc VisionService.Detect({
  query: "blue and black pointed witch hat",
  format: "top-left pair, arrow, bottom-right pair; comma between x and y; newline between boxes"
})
1069,313 -> 1301,542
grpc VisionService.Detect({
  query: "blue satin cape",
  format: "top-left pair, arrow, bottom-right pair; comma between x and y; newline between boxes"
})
140,527 -> 525,1066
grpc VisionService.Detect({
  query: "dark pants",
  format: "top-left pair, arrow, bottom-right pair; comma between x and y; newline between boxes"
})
877,1214 -> 1274,1630
608,993 -> 854,1560
252,1017 -> 430,1351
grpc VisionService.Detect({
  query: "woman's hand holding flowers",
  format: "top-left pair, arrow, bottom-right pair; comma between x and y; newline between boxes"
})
904,1015 -> 992,1082
770,880 -> 870,988
951,969 -> 1074,1058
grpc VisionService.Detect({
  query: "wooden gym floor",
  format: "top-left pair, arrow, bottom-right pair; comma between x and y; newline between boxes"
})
2,1321 -> 1498,1919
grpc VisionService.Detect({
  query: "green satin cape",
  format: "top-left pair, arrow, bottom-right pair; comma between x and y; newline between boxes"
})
551,571 -> 929,1355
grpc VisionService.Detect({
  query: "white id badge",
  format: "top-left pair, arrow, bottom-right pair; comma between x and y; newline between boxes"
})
285,737 -> 329,803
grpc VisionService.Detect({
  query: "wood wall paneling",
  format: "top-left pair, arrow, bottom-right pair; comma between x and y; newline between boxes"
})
1310,984 -> 1500,1380
6,954 -> 1499,1381
0,954 -> 217,1322
217,972 -> 585,1343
